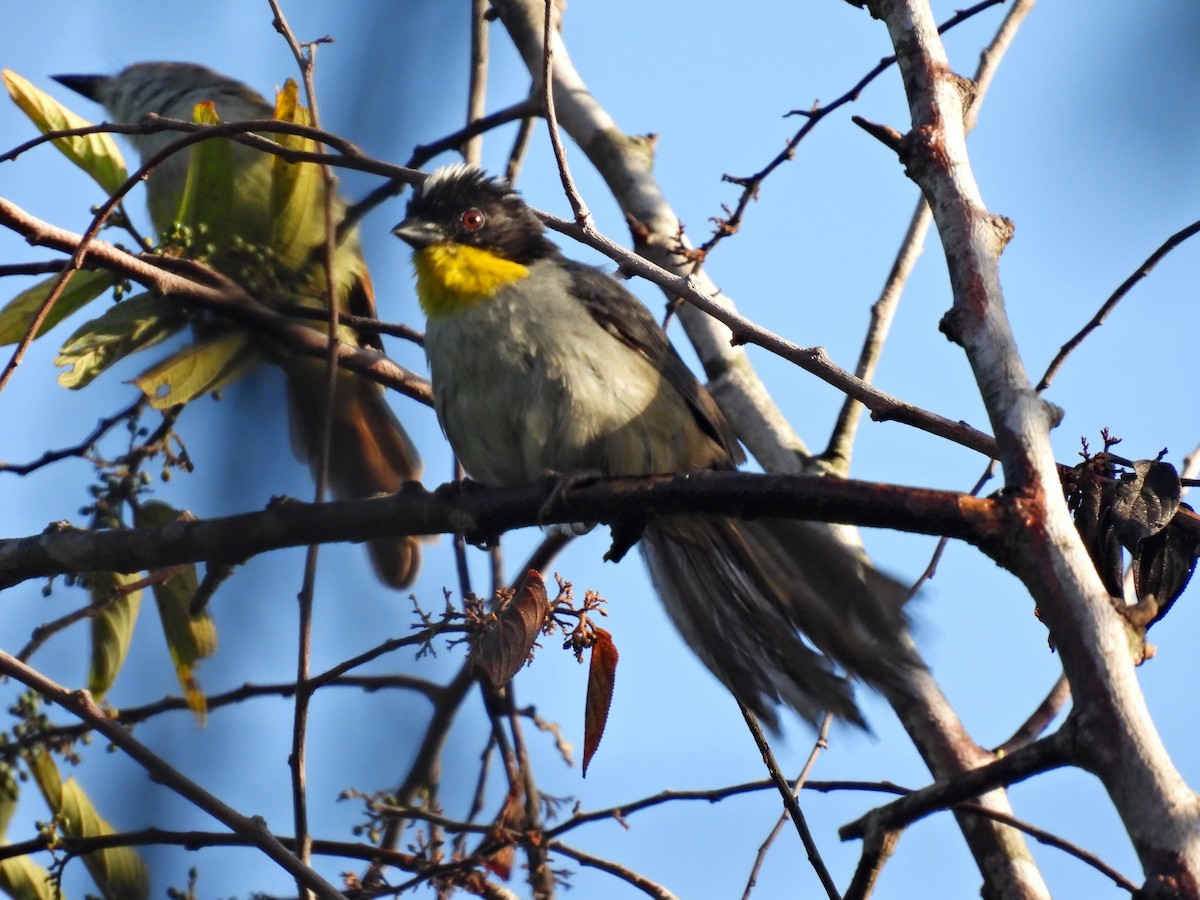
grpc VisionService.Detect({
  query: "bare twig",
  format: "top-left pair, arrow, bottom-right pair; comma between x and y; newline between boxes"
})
548,842 -> 679,900
827,0 -> 1033,471
993,676 -> 1071,757
741,715 -> 833,900
16,568 -> 175,662
0,398 -> 146,475
464,0 -> 490,166
840,728 -> 1073,848
737,702 -> 840,900
541,0 -> 589,223
505,93 -> 541,183
3,673 -> 444,760
1038,218 -> 1200,390
0,650 -> 347,900
698,0 -> 1007,259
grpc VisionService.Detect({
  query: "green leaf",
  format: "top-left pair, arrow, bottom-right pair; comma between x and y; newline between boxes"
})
87,571 -> 143,700
132,502 -> 217,723
26,752 -> 149,900
269,80 -> 324,271
0,269 -> 117,345
3,69 -> 127,195
54,293 -> 188,389
58,779 -> 149,900
23,750 -> 60,815
0,767 -> 17,839
132,331 -> 260,409
173,102 -> 234,250
0,853 -> 56,900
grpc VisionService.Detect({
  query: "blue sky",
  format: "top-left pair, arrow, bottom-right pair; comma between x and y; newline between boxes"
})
1,3 -> 1199,898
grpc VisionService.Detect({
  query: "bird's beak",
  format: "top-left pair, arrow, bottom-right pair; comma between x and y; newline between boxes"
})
392,218 -> 446,249
51,74 -> 109,103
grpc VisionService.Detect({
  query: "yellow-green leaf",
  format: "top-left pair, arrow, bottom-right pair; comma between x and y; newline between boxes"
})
132,331 -> 260,409
269,80 -> 324,271
0,269 -> 117,345
55,293 -> 188,389
132,502 -> 217,723
58,779 -> 149,900
28,752 -> 148,900
3,69 -> 127,195
0,767 -> 17,839
172,102 -> 234,250
88,571 -> 143,700
0,853 -> 55,900
23,750 -> 60,815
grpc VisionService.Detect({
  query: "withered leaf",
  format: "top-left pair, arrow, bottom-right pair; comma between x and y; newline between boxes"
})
479,788 -> 523,881
1132,510 -> 1199,628
474,570 -> 551,689
1105,460 -> 1181,551
582,627 -> 619,778
1073,467 -> 1125,597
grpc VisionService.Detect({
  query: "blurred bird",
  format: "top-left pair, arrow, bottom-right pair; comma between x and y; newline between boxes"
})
393,163 -> 912,726
55,62 -> 423,588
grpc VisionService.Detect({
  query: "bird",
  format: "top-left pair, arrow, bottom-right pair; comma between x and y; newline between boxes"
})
392,163 -> 912,727
54,61 -> 424,588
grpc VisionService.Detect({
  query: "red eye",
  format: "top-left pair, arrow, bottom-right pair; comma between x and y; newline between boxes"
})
460,208 -> 485,231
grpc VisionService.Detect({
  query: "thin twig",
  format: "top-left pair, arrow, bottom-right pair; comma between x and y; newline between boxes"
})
993,675 -> 1071,757
548,842 -> 679,900
0,650 -> 347,900
824,196 -> 931,472
505,92 -> 541,184
737,702 -> 840,900
266,9 -> 337,889
840,730 -> 1073,842
541,0 -> 589,223
0,260 -> 75,277
2,673 -> 444,761
959,805 -> 1138,894
16,568 -> 174,662
1038,217 -> 1200,390
826,0 -> 1032,471
505,681 -> 555,896
698,0 -> 1006,259
464,0 -> 490,166
0,398 -> 146,475
741,714 -> 833,900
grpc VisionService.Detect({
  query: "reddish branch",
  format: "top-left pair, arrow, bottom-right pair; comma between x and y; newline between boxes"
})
0,471 -> 1003,589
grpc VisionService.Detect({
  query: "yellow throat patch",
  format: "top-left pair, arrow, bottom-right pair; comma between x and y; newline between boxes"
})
413,243 -> 530,317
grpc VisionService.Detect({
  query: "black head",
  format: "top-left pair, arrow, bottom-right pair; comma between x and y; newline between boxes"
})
392,163 -> 556,265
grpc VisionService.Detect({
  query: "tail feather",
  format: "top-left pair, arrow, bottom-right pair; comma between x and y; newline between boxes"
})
641,515 -> 912,728
286,360 -> 424,588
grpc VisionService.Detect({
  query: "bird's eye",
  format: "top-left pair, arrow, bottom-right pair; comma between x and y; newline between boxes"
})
460,208 -> 485,231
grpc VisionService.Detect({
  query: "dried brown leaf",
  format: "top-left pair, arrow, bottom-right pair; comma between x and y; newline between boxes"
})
474,570 -> 551,689
1105,460 -> 1181,550
480,789 -> 523,881
1132,509 -> 1199,627
1072,467 -> 1125,597
583,627 -> 619,778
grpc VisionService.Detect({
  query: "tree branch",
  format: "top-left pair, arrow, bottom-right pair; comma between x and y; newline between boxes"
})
869,0 -> 1200,891
0,471 -> 1004,588
0,651 -> 348,900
